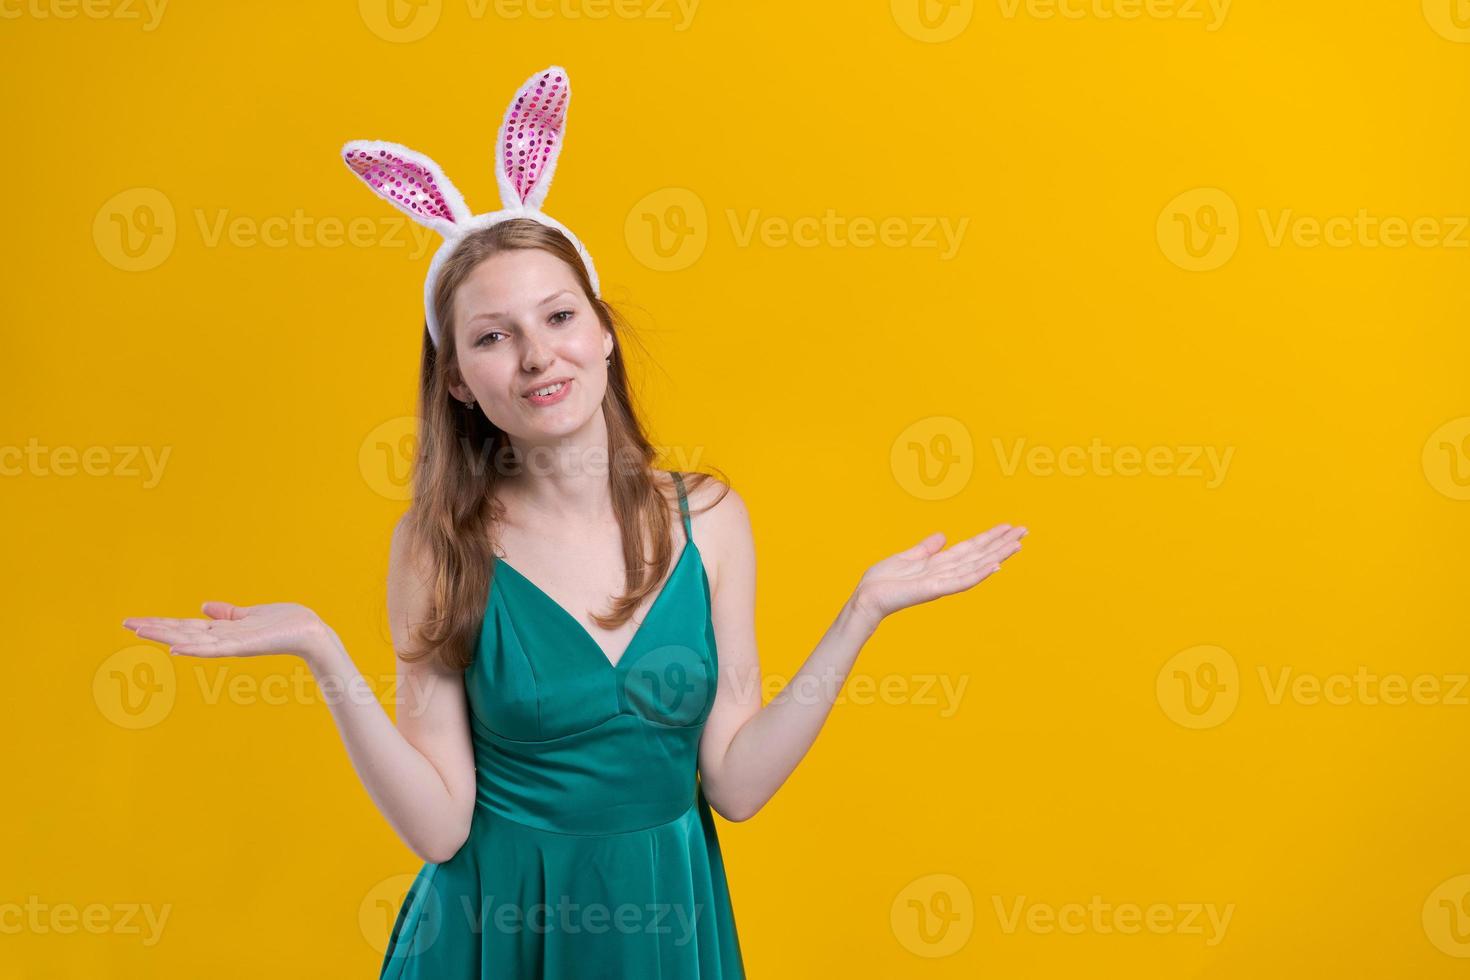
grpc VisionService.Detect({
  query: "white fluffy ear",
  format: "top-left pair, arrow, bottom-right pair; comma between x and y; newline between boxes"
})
342,140 -> 473,237
495,66 -> 570,212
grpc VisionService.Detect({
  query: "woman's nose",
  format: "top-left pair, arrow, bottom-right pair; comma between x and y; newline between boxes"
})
520,336 -> 552,371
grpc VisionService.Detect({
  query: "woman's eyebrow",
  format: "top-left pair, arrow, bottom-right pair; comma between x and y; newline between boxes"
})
469,290 -> 576,324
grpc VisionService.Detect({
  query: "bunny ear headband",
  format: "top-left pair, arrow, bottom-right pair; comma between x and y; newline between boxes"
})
341,65 -> 599,350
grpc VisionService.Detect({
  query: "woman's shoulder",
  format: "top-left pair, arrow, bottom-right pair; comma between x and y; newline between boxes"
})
656,468 -> 743,523
656,469 -> 750,592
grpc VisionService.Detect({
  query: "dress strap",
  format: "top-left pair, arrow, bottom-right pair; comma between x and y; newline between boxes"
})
671,471 -> 693,543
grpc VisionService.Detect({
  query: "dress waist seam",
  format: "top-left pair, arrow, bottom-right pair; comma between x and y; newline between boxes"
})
474,797 -> 699,839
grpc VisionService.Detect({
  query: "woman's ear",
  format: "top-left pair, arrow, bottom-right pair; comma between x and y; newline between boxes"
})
445,367 -> 471,404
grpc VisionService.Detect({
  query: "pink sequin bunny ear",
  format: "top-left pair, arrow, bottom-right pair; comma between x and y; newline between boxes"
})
494,66 -> 571,213
341,140 -> 472,238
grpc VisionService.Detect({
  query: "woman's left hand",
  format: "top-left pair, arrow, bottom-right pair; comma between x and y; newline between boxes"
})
853,523 -> 1028,624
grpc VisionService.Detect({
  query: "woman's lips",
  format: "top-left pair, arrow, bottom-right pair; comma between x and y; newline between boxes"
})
525,379 -> 573,406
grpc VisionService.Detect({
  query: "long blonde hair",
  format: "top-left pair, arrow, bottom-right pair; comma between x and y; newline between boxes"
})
397,218 -> 729,671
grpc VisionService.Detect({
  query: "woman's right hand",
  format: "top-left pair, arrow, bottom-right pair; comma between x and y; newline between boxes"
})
122,601 -> 329,662
852,523 -> 1028,624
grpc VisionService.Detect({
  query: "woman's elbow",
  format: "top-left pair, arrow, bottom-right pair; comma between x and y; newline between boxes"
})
711,794 -> 764,823
414,814 -> 473,864
416,832 -> 467,865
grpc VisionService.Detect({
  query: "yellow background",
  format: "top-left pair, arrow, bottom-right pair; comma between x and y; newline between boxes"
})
3,0 -> 1469,976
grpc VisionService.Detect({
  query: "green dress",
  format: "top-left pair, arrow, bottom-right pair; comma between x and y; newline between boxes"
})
379,473 -> 747,979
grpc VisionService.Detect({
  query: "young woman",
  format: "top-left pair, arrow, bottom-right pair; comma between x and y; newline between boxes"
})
122,70 -> 1027,980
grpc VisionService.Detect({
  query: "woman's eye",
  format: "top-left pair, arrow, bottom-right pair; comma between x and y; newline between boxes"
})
476,312 -> 569,345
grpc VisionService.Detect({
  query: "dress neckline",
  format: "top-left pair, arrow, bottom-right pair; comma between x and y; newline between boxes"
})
492,540 -> 698,672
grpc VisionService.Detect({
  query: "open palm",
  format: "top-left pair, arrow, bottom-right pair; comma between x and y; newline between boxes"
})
122,601 -> 324,660
857,523 -> 1027,621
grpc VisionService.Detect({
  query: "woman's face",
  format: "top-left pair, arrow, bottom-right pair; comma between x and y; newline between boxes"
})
448,248 -> 613,443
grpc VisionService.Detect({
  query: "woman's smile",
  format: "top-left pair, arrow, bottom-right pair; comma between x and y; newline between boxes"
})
524,378 -> 574,407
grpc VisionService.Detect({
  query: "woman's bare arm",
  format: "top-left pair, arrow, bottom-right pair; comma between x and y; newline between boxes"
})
301,516 -> 476,862
694,484 -> 1026,821
123,514 -> 477,864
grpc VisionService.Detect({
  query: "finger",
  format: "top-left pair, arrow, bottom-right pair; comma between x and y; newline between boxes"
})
974,524 -> 1027,549
128,622 -> 177,641
950,545 -> 1023,580
201,601 -> 250,621
130,621 -> 222,646
124,608 -> 245,631
929,561 -> 1002,595
169,634 -> 232,657
160,620 -> 222,638
172,632 -> 263,658
927,535 -> 1027,595
123,617 -> 177,631
953,554 -> 1005,577
124,616 -> 212,632
939,524 -> 1022,563
931,531 -> 1023,573
969,523 -> 1014,549
130,624 -> 199,645
974,539 -> 1024,566
895,531 -> 946,561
